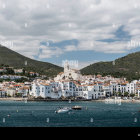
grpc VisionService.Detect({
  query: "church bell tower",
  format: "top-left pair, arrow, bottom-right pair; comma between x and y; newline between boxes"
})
64,61 -> 70,72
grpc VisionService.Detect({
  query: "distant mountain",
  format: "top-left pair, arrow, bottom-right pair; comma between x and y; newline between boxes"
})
0,45 -> 63,77
81,52 -> 140,81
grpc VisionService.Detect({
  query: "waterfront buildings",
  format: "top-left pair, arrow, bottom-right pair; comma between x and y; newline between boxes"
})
0,81 -> 30,97
0,62 -> 140,99
29,63 -> 140,99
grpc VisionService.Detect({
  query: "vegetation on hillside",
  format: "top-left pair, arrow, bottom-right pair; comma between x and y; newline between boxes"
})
0,45 -> 63,78
81,52 -> 140,81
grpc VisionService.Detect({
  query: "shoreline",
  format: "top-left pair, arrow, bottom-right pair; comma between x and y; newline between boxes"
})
0,98 -> 140,103
0,98 -> 93,102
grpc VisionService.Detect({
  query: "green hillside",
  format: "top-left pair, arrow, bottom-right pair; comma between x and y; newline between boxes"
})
0,45 -> 63,77
81,52 -> 140,81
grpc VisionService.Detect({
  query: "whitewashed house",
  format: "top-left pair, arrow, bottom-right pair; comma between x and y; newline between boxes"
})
0,89 -> 6,97
30,81 -> 61,99
7,88 -> 16,97
18,86 -> 30,97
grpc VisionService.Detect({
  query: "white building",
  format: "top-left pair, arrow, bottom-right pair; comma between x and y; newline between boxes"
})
14,69 -> 23,74
30,80 -> 99,100
54,62 -> 82,81
0,89 -> 6,97
29,61 -> 140,100
30,81 -> 61,99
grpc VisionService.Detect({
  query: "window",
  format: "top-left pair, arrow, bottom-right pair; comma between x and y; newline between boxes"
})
42,88 -> 44,92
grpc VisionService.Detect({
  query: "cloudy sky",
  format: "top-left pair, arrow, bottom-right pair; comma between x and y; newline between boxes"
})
0,0 -> 140,69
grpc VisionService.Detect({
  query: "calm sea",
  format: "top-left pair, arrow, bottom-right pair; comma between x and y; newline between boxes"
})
0,101 -> 140,127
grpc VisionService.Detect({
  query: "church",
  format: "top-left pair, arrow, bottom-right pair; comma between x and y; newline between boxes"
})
54,62 -> 82,81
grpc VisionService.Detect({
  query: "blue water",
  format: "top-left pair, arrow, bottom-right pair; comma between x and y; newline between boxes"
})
0,101 -> 140,127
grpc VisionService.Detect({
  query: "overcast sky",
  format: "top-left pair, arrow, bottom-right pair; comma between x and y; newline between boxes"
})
0,0 -> 140,69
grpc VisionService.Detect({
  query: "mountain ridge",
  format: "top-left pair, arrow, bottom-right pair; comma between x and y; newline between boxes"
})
1,44 -> 140,80
81,51 -> 140,81
0,45 -> 63,77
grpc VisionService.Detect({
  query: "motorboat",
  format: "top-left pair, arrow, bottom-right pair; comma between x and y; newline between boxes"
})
55,107 -> 72,114
72,106 -> 82,110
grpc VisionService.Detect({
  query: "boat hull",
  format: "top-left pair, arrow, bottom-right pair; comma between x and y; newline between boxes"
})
72,106 -> 82,110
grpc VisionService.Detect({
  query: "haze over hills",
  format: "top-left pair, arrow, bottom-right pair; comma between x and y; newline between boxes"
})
81,51 -> 140,81
0,45 -> 63,77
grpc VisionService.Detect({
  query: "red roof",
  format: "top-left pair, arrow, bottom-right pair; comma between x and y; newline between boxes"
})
13,85 -> 21,87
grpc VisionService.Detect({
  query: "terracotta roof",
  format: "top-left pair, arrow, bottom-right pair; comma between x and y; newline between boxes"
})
13,85 -> 21,87
58,72 -> 64,75
104,83 -> 110,86
30,72 -> 35,74
19,86 -> 30,90
40,83 -> 50,86
88,84 -> 96,86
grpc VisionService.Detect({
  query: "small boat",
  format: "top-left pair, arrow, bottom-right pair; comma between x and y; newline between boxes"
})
72,106 -> 82,110
55,107 -> 71,114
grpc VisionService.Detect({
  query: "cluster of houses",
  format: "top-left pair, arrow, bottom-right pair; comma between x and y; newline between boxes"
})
0,66 -> 40,77
0,81 -> 31,98
0,62 -> 140,100
0,75 -> 27,80
29,63 -> 140,100
0,67 -> 23,74
0,66 -> 46,81
30,78 -> 140,100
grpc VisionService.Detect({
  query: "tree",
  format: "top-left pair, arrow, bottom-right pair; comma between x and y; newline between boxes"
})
15,93 -> 22,97
117,92 -> 122,97
0,64 -> 4,67
130,94 -> 135,98
7,94 -> 11,98
124,92 -> 129,97
6,68 -> 15,75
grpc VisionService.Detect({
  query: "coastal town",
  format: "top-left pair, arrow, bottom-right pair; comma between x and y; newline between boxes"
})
0,62 -> 140,101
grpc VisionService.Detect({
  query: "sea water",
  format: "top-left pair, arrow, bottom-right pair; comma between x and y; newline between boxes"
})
0,101 -> 140,127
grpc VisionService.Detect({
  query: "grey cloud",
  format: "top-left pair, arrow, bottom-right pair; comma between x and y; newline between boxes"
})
0,0 -> 140,60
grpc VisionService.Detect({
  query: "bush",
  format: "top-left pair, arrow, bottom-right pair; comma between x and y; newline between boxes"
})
15,93 -> 22,97
130,94 -> 135,98
124,92 -> 129,97
117,92 -> 122,97
7,94 -> 11,97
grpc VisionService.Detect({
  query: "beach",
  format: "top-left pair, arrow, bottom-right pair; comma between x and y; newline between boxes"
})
0,98 -> 25,101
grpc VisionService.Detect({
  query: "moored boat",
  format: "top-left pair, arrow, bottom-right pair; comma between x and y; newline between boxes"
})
55,107 -> 71,114
72,106 -> 82,110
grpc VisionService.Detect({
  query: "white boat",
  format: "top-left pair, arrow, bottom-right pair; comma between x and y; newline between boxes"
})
55,107 -> 71,114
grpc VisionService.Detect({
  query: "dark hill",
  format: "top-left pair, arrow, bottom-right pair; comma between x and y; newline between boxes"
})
81,52 -> 140,81
0,45 -> 63,77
